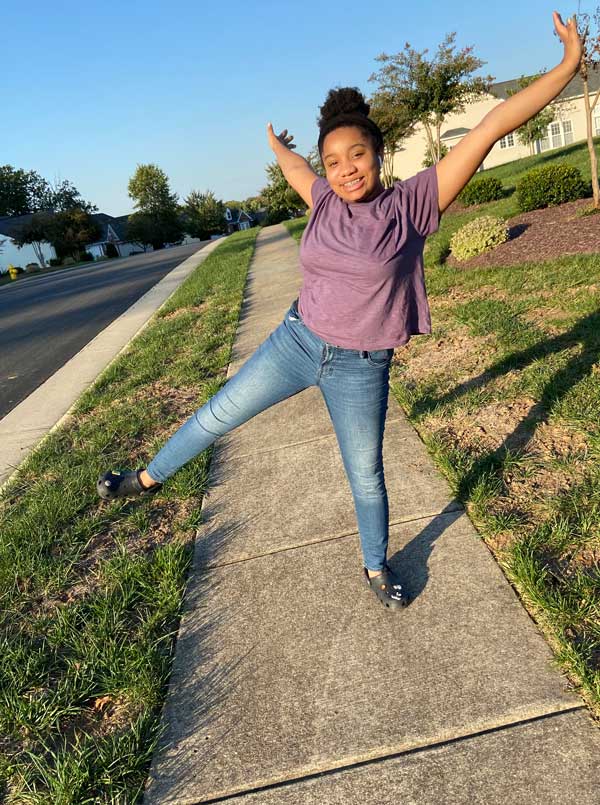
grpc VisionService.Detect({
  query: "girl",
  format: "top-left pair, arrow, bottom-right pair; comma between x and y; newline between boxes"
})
98,11 -> 582,610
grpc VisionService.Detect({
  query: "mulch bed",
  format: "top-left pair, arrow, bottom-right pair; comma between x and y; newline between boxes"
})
444,196 -> 600,270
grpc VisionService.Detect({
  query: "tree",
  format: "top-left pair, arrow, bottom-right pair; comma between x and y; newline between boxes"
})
127,163 -> 183,248
504,73 -> 562,156
369,32 -> 494,167
0,166 -> 43,216
0,166 -> 96,217
125,213 -> 155,252
46,208 -> 101,260
10,212 -> 54,266
223,199 -> 243,209
259,162 -> 305,224
242,196 -> 262,213
306,147 -> 326,178
572,6 -> 600,208
369,90 -> 416,185
184,190 -> 225,239
46,179 -> 97,213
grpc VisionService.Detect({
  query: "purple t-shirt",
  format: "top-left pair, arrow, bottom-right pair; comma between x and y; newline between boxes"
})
298,165 -> 440,350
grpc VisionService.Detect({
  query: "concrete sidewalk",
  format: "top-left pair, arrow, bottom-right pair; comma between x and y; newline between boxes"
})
144,225 -> 600,804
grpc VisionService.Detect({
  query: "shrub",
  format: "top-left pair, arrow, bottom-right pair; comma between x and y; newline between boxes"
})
458,176 -> 504,206
516,163 -> 587,212
25,262 -> 41,273
450,215 -> 510,262
49,258 -> 62,267
62,257 -> 76,266
79,251 -> 94,262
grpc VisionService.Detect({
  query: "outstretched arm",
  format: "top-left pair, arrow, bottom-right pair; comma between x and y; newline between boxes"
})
267,123 -> 318,208
435,11 -> 583,214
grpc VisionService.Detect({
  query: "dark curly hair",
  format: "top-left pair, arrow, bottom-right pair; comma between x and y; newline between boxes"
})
317,87 -> 384,159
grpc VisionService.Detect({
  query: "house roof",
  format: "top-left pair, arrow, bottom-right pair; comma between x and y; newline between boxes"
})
489,68 -> 600,101
0,211 -> 130,244
441,127 -> 471,140
90,213 -> 129,242
0,213 -> 37,239
225,207 -> 254,223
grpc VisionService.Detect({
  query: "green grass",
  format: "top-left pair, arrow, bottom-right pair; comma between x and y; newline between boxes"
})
283,217 -> 308,243
0,227 -> 258,803
423,135 -> 600,271
283,140 -> 600,718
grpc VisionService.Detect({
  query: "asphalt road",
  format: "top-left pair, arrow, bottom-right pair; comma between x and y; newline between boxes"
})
0,242 -> 209,419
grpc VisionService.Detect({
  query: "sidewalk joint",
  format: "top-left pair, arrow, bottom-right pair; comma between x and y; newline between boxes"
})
182,706 -> 585,804
199,505 -> 465,571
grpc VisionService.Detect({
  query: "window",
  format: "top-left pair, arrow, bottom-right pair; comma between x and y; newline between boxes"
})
551,122 -> 562,148
563,120 -> 573,145
499,132 -> 515,149
536,119 -> 574,152
595,116 -> 600,136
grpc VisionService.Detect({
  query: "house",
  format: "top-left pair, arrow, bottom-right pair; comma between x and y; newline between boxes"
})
86,213 -> 145,258
0,211 -> 147,272
224,206 -> 255,233
0,214 -> 57,271
391,69 -> 600,179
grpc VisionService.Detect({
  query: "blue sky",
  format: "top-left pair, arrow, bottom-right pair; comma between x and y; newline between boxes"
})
4,0 -> 573,215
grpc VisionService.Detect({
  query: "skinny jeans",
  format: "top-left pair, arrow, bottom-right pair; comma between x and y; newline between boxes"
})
147,298 -> 393,571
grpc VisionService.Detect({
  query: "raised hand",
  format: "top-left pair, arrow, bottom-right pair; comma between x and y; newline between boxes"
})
553,10 -> 583,72
267,122 -> 297,152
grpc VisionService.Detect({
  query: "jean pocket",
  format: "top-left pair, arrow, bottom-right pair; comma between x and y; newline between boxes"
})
366,348 -> 394,367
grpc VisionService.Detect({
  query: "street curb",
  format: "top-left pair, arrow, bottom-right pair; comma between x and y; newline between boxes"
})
0,236 -> 229,490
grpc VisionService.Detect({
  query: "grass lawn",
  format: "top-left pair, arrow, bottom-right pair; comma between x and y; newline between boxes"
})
285,139 -> 600,720
0,228 -> 258,803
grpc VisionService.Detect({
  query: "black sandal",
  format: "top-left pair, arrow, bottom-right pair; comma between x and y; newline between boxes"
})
96,469 -> 162,500
364,563 -> 410,610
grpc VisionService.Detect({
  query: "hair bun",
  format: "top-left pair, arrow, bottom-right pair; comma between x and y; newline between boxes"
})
318,87 -> 370,127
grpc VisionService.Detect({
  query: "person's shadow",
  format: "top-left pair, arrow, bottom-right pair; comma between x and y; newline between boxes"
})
387,307 -> 600,601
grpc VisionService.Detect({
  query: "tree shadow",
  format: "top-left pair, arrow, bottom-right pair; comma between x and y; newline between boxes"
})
410,308 -> 600,501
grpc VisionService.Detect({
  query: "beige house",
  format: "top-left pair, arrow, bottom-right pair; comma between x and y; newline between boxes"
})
392,71 -> 600,179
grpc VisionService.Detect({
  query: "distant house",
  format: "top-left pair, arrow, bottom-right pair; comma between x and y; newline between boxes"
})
224,206 -> 255,234
0,214 -> 57,271
0,211 -> 148,272
392,69 -> 600,179
86,213 -> 143,258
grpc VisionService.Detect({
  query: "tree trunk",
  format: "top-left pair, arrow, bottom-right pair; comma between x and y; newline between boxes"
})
435,119 -> 442,161
32,241 -> 47,267
383,147 -> 395,187
422,121 -> 436,164
582,72 -> 600,209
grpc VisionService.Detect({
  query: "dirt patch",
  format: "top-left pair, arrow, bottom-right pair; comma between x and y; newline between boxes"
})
393,331 -> 492,384
161,302 -> 208,321
445,196 -> 600,270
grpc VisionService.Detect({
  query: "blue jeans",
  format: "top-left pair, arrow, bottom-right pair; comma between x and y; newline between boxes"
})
147,299 -> 394,571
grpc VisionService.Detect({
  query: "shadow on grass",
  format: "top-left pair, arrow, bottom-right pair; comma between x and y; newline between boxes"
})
410,307 -> 600,502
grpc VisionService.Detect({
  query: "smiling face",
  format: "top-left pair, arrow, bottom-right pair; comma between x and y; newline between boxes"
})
321,125 -> 384,203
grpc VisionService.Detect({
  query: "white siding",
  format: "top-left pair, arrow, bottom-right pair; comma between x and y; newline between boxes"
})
0,238 -> 56,273
391,89 -> 594,180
